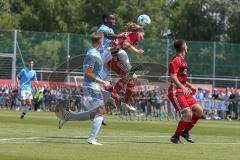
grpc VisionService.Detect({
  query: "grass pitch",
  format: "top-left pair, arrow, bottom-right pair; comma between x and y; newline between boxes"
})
0,111 -> 239,160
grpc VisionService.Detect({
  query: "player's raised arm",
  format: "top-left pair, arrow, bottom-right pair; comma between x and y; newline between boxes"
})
103,31 -> 125,40
123,41 -> 144,54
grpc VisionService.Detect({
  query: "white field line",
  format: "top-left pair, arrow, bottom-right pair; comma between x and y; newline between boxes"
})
102,142 -> 240,145
0,137 -> 42,141
0,141 -> 41,144
73,135 -> 170,138
0,140 -> 240,145
0,135 -> 239,145
0,135 -> 239,140
74,135 -> 240,138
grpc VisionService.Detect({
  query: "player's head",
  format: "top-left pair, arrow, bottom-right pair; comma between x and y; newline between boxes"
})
102,12 -> 116,28
126,22 -> 144,40
91,32 -> 104,47
126,22 -> 139,32
174,39 -> 188,54
127,22 -> 144,41
27,59 -> 35,69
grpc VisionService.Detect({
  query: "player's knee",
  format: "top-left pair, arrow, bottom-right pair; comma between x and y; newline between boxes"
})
196,108 -> 203,117
89,111 -> 97,120
21,101 -> 26,106
25,99 -> 31,105
192,104 -> 203,117
89,106 -> 106,120
197,106 -> 203,116
180,107 -> 192,122
96,106 -> 106,115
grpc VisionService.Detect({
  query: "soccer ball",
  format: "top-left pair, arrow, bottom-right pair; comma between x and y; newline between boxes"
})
137,14 -> 151,27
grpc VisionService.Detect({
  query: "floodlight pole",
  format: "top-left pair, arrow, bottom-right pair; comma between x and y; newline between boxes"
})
213,41 -> 216,90
166,38 -> 170,82
67,33 -> 70,83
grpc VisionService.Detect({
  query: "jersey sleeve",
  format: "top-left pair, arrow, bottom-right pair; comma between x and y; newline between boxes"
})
17,69 -> 24,78
98,25 -> 109,33
83,54 -> 96,69
169,58 -> 181,74
32,71 -> 37,81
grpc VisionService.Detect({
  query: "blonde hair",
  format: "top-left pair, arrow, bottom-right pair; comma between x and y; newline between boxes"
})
91,32 -> 103,44
126,22 -> 139,32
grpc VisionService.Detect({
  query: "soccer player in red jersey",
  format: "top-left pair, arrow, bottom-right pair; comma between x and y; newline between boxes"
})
168,39 -> 203,144
107,22 -> 144,111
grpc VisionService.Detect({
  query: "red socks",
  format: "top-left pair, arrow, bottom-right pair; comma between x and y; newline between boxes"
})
175,120 -> 188,137
112,79 -> 126,98
185,114 -> 200,131
112,79 -> 136,105
175,114 -> 200,137
124,82 -> 136,104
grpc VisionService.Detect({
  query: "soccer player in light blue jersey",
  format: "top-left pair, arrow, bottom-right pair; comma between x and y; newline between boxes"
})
97,13 -> 125,81
16,59 -> 37,119
98,14 -> 140,112
57,32 -> 112,145
97,13 -> 127,125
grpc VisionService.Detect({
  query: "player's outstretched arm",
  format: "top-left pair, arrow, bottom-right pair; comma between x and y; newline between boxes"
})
104,32 -> 125,40
123,41 -> 144,54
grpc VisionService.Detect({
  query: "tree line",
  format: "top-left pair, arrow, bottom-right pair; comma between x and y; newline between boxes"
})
1,0 -> 240,42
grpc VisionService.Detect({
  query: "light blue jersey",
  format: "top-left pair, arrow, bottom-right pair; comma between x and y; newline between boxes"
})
17,67 -> 37,91
83,47 -> 103,91
97,24 -> 114,49
98,24 -> 114,81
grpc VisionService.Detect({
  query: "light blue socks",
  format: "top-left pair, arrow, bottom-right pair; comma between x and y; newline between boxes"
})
88,115 -> 104,140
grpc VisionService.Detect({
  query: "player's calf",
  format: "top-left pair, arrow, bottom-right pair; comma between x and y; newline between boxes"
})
20,100 -> 31,119
88,106 -> 106,145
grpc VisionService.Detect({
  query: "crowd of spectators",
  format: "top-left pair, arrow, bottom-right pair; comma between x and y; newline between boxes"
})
0,84 -> 239,120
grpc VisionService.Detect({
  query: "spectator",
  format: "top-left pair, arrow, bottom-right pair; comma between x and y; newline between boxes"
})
227,89 -> 237,120
33,86 -> 44,111
212,88 -> 219,99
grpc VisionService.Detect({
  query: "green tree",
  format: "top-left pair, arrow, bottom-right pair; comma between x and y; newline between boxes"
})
0,0 -> 20,29
227,0 -> 240,43
33,40 -> 61,68
169,0 -> 227,41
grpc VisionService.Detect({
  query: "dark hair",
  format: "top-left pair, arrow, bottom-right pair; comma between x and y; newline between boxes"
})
91,32 -> 103,44
174,39 -> 186,52
27,59 -> 34,63
102,12 -> 113,21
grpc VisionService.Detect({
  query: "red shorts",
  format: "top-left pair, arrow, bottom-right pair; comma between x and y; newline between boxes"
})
168,93 -> 197,111
107,59 -> 128,76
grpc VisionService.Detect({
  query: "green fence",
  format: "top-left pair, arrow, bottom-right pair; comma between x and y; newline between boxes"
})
0,30 -> 240,87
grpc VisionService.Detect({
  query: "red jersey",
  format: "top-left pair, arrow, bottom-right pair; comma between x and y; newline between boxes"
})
168,55 -> 198,111
112,32 -> 141,47
168,55 -> 188,93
